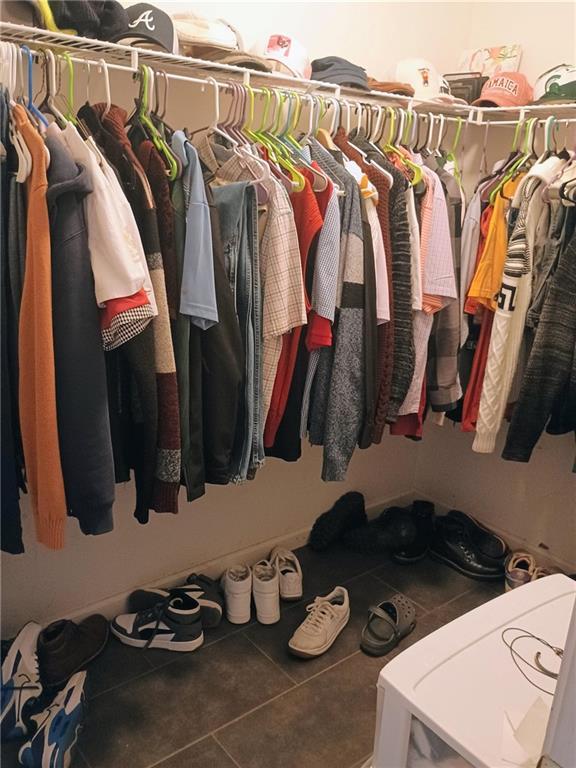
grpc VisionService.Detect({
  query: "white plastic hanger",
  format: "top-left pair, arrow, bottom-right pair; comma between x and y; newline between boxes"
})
3,43 -> 32,182
98,58 -> 111,120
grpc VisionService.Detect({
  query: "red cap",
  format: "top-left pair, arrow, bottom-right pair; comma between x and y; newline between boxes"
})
473,72 -> 533,107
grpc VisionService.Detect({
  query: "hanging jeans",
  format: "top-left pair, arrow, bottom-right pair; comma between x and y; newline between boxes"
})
212,182 -> 262,481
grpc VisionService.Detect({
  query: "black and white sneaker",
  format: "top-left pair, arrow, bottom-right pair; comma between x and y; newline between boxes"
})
128,573 -> 223,628
111,594 -> 204,652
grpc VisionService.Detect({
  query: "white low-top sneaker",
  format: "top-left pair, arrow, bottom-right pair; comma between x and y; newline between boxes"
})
288,587 -> 350,658
270,547 -> 303,601
221,565 -> 252,624
252,560 -> 280,624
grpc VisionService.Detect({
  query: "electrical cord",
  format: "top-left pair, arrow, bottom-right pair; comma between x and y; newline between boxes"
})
501,627 -> 564,695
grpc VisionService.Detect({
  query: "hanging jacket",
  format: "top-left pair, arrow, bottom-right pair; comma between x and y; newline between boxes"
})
1,91 -> 24,553
502,230 -> 576,464
78,103 -> 180,520
45,127 -> 115,535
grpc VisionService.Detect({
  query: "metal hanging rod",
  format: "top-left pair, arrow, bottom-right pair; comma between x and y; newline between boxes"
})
1,21 -> 575,124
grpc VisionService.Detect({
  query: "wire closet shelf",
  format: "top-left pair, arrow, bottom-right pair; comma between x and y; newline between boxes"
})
1,21 -> 576,127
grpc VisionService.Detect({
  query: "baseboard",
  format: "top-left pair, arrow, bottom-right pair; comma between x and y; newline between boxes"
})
62,490 -> 415,626
415,490 -> 575,574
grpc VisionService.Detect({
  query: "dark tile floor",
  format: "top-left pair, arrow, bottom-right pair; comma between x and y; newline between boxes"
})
2,546 -> 503,768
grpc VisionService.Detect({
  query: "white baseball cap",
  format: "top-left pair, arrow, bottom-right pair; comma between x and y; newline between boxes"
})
173,13 -> 241,57
251,34 -> 312,79
395,58 -> 466,105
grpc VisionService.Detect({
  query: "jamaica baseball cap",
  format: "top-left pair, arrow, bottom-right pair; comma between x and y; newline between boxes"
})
251,34 -> 311,79
109,3 -> 179,54
533,64 -> 576,103
472,72 -> 533,107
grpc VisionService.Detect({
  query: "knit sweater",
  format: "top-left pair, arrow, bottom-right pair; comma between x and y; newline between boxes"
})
338,131 -> 414,436
502,230 -> 576,463
13,104 -> 67,549
45,128 -> 115,535
372,155 -> 413,425
136,141 -> 179,319
309,138 -> 365,480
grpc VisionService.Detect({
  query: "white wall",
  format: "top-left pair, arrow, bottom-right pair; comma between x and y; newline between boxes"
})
415,428 -> 576,571
124,1 -> 472,77
2,443 -> 416,635
2,2 -> 576,635
464,2 -> 575,83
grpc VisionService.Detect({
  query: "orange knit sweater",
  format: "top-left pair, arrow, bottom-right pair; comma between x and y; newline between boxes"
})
13,105 -> 67,549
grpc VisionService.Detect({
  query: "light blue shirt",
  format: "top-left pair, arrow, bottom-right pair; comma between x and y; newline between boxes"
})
172,131 -> 218,329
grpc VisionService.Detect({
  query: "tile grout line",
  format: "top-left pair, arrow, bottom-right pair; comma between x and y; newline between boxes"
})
142,649 -> 366,768
370,574 -> 430,615
91,627 -> 252,700
242,633 -> 300,686
424,585 -> 477,613
210,648 -> 366,739
350,752 -> 373,768
144,735 -> 210,768
77,745 -> 93,768
212,733 -> 244,768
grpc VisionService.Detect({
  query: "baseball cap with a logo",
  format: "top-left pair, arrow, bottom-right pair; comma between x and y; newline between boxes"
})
110,3 -> 179,54
395,58 -> 466,104
533,64 -> 576,103
472,72 -> 533,107
251,35 -> 311,79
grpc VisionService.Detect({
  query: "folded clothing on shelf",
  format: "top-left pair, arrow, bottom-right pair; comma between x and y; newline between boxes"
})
311,56 -> 369,90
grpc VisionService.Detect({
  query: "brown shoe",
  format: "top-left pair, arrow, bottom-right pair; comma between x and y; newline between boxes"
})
37,615 -> 109,688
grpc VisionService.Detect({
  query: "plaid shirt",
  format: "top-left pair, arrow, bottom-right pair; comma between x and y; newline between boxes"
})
196,137 -> 305,420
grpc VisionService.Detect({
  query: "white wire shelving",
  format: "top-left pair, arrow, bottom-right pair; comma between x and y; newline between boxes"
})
1,21 -> 575,126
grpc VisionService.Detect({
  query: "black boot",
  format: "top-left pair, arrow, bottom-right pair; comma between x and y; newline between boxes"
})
309,492 -> 367,551
341,509 -> 417,554
391,500 -> 435,563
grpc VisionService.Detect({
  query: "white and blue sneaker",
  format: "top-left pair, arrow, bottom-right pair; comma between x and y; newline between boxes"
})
18,671 -> 86,768
111,593 -> 204,652
128,573 -> 223,628
1,622 -> 43,740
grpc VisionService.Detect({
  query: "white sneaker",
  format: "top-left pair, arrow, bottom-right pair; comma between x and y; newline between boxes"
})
270,547 -> 303,601
288,587 -> 350,658
252,560 -> 280,625
221,565 -> 252,624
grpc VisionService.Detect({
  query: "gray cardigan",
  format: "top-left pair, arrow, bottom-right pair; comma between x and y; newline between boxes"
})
502,230 -> 576,464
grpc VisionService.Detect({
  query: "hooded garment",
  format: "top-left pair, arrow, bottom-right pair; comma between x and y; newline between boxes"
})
46,126 -> 115,536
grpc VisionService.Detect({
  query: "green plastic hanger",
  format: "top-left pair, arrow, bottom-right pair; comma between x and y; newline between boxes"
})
59,52 -> 77,125
381,106 -> 422,186
137,65 -> 178,181
489,116 -> 537,205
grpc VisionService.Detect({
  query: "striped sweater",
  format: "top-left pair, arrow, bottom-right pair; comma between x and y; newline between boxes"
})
474,175 -> 540,453
502,229 -> 576,463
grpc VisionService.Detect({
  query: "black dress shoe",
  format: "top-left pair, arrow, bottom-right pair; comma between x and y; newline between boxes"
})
391,500 -> 435,563
430,516 -> 504,581
308,492 -> 367,551
447,510 -> 509,563
341,511 -> 416,554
